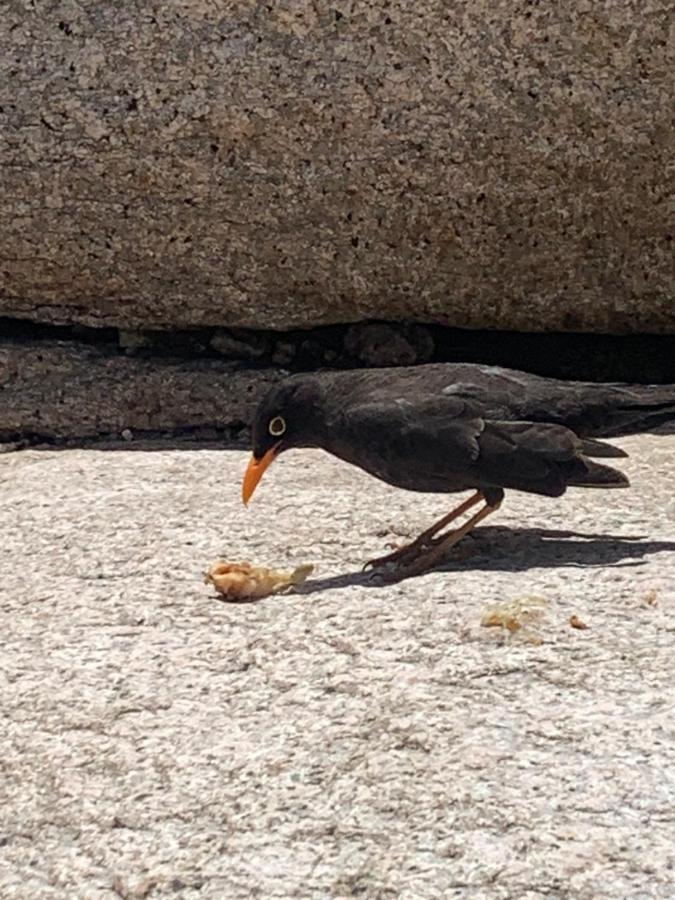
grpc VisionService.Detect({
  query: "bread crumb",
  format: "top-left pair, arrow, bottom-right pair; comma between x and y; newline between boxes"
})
480,596 -> 549,643
204,560 -> 313,601
642,590 -> 659,608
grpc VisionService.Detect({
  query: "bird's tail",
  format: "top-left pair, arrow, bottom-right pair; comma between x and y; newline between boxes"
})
590,384 -> 675,437
568,457 -> 630,489
578,437 -> 628,458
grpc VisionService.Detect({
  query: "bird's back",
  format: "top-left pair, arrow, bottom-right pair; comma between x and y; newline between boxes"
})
319,363 -> 675,438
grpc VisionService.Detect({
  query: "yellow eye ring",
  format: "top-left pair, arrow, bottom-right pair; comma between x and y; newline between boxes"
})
269,416 -> 286,437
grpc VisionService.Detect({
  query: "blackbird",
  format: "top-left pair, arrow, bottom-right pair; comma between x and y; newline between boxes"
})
243,363 -> 675,577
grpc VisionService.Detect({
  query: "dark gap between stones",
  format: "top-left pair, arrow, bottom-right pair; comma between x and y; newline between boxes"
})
1,316 -> 674,383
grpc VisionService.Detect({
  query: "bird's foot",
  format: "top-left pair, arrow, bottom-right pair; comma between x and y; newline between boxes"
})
363,493 -> 486,575
364,499 -> 501,581
363,532 -> 447,574
381,537 -> 459,580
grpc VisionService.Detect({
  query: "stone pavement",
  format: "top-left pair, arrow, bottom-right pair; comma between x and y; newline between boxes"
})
1,435 -> 674,898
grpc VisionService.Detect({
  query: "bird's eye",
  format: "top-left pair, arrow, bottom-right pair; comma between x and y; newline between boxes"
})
269,416 -> 286,437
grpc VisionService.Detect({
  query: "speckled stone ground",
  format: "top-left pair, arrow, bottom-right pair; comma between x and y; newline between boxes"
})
1,436 -> 674,899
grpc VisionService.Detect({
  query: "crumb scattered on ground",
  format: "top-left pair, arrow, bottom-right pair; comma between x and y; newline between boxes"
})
642,589 -> 659,607
480,595 -> 550,642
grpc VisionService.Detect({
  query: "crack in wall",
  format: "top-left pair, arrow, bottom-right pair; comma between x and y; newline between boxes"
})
2,316 -> 674,383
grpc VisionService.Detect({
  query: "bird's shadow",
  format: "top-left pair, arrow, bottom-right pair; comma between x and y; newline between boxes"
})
296,525 -> 675,593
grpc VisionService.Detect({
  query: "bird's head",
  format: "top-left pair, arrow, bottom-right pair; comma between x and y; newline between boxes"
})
242,375 -> 326,505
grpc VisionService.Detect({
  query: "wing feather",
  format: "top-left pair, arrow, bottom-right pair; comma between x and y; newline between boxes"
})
337,395 -> 626,497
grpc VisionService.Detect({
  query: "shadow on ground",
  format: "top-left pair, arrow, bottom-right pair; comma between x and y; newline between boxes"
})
295,526 -> 675,594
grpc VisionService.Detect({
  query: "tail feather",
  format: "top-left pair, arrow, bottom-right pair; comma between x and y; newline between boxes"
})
578,437 -> 628,458
589,384 -> 675,437
568,457 -> 630,489
478,420 -> 631,497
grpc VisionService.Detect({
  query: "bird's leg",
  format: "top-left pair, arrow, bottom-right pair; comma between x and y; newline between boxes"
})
364,492 -> 484,571
388,497 -> 502,580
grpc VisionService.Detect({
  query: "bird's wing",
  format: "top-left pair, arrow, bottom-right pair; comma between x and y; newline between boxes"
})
341,396 -> 625,496
474,420 -> 578,487
474,420 -> 628,494
339,395 -> 487,471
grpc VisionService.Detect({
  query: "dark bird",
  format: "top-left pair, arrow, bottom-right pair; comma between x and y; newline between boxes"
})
243,364 -> 675,577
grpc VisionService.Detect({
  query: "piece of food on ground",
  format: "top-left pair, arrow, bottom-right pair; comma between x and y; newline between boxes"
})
204,560 -> 313,601
480,596 -> 550,643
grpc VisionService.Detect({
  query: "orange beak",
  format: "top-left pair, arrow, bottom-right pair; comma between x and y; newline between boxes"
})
242,446 -> 279,505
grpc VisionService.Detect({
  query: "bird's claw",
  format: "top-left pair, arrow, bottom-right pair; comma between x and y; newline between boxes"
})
363,537 -> 437,573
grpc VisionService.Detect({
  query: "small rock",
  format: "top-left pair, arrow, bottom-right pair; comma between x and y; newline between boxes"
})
405,324 -> 435,362
299,339 -> 325,365
210,329 -> 270,361
345,323 -> 421,367
121,429 -> 134,442
118,330 -> 153,353
271,341 -> 296,366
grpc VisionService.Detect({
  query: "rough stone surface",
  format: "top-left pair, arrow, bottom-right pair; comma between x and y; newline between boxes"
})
4,336 -> 675,443
0,339 -> 283,441
1,437 -> 674,898
1,3 -> 672,334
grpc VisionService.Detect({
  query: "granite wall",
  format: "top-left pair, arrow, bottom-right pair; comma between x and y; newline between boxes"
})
1,2 -> 672,334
